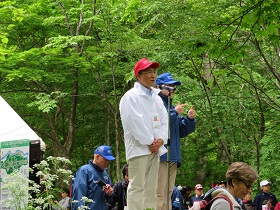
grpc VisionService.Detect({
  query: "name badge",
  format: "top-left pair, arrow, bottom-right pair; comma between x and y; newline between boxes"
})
152,114 -> 160,129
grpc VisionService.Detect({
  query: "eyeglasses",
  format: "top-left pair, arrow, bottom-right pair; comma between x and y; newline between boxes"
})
239,180 -> 253,189
139,70 -> 157,75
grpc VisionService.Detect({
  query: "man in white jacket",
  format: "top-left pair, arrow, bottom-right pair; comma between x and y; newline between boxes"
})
119,58 -> 168,210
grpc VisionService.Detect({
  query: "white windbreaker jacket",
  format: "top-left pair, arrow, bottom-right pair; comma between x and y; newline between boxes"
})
119,82 -> 168,161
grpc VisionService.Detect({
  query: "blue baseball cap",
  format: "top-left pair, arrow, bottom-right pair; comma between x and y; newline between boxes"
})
156,72 -> 181,86
94,145 -> 116,161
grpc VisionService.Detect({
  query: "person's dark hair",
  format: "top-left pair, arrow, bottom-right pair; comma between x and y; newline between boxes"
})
218,180 -> 227,186
63,188 -> 70,195
185,185 -> 192,191
122,164 -> 128,178
226,162 -> 258,187
181,185 -> 192,193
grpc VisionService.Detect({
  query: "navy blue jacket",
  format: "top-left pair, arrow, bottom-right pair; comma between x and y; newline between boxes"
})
189,195 -> 204,207
253,192 -> 277,210
72,161 -> 112,210
158,93 -> 196,167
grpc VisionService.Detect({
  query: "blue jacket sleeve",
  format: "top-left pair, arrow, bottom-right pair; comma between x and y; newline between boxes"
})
168,104 -> 196,138
72,167 -> 88,209
253,194 -> 261,210
179,116 -> 196,138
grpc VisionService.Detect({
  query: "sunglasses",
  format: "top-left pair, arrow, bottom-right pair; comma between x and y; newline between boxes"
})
239,179 -> 253,189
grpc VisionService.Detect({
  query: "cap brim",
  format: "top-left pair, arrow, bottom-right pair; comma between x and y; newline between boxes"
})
151,62 -> 160,69
164,80 -> 181,86
103,156 -> 116,161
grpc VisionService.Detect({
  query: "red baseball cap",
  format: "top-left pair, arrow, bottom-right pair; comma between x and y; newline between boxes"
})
134,58 -> 159,76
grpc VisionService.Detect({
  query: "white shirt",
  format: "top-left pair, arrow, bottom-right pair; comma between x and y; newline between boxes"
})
119,82 -> 168,161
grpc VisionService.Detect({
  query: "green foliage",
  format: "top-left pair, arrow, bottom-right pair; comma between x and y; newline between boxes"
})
27,92 -> 67,113
0,0 -> 279,194
122,0 -> 141,23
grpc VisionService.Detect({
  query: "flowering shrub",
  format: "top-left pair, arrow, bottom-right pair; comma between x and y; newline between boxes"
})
0,156 -> 92,209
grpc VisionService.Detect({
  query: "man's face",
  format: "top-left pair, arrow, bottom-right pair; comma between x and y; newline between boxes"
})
61,192 -> 68,198
124,171 -> 129,183
94,154 -> 110,170
262,184 -> 270,193
195,188 -> 203,196
159,84 -> 176,98
136,67 -> 157,89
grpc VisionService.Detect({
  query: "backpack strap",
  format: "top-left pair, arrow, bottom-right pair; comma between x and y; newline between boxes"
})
206,195 -> 234,210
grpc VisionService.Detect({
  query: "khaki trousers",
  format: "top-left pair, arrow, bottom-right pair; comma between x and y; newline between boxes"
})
157,162 -> 178,210
127,154 -> 159,210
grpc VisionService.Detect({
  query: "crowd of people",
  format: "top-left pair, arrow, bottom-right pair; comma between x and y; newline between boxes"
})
171,178 -> 278,210
64,58 -> 279,210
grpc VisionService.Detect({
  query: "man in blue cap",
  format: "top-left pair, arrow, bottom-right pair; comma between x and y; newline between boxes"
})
72,145 -> 116,210
156,72 -> 196,210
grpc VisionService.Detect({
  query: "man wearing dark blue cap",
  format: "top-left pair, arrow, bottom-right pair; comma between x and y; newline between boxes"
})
156,72 -> 196,210
72,145 -> 116,210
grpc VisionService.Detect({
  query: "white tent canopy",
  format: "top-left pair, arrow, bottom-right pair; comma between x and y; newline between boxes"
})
0,96 -> 46,151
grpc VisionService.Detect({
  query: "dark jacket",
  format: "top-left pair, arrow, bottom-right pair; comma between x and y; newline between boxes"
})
189,195 -> 204,207
241,200 -> 254,210
253,192 -> 277,210
106,179 -> 128,210
158,93 -> 196,167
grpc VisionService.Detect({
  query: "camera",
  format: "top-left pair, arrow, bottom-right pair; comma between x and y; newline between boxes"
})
97,179 -> 106,189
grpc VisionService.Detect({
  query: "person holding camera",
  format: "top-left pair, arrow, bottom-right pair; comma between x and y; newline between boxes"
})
156,72 -> 196,210
72,145 -> 115,210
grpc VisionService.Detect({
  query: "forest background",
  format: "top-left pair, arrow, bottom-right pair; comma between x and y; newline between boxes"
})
0,0 -> 279,199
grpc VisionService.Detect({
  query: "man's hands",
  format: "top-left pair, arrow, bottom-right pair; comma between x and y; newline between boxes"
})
148,138 -> 164,154
103,184 -> 113,196
175,102 -> 196,119
187,106 -> 196,119
175,102 -> 187,114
